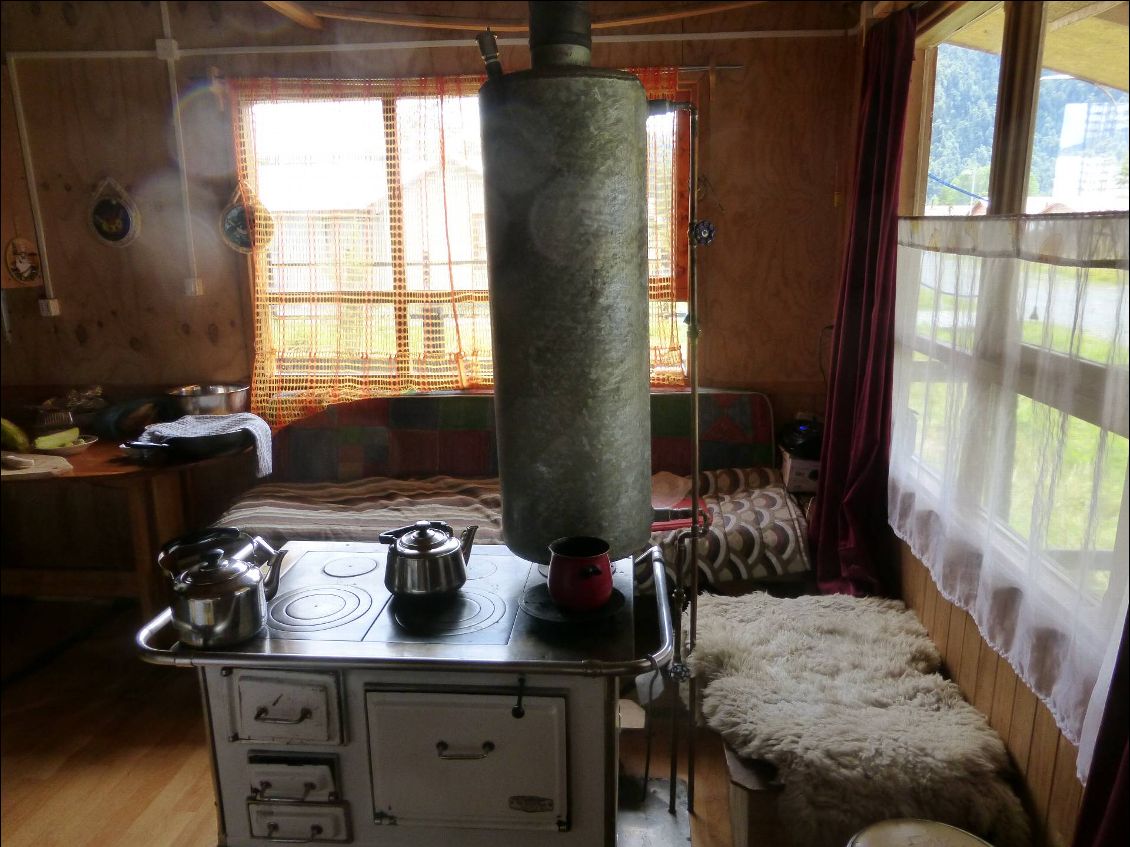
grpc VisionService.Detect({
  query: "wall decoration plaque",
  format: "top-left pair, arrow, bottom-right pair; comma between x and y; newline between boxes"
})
89,178 -> 140,247
220,187 -> 273,254
5,236 -> 41,283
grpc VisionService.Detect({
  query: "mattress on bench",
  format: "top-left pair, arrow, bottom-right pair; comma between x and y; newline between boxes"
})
215,468 -> 810,591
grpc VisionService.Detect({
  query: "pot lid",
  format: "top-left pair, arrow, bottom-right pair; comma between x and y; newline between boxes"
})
180,557 -> 252,587
398,520 -> 458,554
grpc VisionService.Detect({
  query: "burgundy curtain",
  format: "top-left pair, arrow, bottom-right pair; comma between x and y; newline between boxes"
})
808,9 -> 917,596
1074,614 -> 1128,847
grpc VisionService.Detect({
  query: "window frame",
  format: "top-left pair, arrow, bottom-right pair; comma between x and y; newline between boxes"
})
233,74 -> 694,405
898,2 -> 1129,597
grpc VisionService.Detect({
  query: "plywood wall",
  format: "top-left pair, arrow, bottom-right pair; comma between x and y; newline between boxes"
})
898,542 -> 1084,847
0,1 -> 861,422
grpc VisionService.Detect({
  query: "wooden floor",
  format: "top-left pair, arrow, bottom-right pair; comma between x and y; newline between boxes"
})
1,602 -> 734,847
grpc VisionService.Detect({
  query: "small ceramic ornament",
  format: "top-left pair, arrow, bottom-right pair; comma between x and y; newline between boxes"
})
5,236 -> 40,283
220,186 -> 273,254
89,177 -> 140,246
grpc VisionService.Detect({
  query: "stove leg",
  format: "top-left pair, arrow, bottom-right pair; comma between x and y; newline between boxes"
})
641,703 -> 653,804
687,674 -> 697,813
668,670 -> 680,814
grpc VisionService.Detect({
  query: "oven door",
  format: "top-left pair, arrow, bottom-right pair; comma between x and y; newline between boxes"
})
366,691 -> 568,831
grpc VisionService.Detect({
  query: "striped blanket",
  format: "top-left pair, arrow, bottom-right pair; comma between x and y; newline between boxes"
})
215,470 -> 810,591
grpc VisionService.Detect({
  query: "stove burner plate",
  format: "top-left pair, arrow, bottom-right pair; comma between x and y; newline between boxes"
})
391,589 -> 505,636
322,556 -> 378,578
519,584 -> 626,625
270,585 -> 373,631
464,559 -> 497,580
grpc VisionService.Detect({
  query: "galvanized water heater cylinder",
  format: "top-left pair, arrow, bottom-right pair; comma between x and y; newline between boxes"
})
479,1 -> 652,564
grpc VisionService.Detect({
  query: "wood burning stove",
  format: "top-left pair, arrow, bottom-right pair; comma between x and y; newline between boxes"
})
138,541 -> 672,846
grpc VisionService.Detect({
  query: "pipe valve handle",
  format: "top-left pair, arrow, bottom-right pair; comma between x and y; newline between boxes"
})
692,220 -> 716,246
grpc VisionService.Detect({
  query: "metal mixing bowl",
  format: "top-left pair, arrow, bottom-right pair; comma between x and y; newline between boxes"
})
167,384 -> 250,415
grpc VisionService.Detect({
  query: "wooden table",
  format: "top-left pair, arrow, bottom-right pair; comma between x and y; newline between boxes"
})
1,441 -> 257,618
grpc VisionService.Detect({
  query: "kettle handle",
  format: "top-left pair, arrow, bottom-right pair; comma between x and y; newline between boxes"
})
378,520 -> 453,545
157,527 -> 245,576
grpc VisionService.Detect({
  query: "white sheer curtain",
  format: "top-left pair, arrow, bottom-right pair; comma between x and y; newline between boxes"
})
889,213 -> 1129,781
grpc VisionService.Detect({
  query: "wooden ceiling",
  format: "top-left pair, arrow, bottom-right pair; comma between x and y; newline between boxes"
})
262,1 -> 773,33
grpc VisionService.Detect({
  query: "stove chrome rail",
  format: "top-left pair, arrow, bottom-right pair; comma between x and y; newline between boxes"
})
138,546 -> 673,678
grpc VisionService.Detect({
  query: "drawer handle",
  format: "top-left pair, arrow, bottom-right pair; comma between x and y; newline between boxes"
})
254,706 -> 313,725
264,821 -> 326,843
256,780 -> 319,800
436,740 -> 495,760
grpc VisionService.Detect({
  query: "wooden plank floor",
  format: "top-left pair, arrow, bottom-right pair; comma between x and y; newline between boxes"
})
1,603 -> 734,847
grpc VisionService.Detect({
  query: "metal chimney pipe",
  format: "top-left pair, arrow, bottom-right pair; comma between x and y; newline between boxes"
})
528,0 -> 592,67
478,1 -> 652,564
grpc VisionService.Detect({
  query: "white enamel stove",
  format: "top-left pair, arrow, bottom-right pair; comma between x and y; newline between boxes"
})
139,541 -> 672,847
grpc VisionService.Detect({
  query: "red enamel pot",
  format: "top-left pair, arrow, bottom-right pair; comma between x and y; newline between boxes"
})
547,536 -> 613,612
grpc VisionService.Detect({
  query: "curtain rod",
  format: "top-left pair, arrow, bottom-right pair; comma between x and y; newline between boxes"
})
6,25 -> 856,62
190,64 -> 742,82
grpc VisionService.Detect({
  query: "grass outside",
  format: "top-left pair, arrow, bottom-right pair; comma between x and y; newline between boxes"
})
905,374 -> 1126,598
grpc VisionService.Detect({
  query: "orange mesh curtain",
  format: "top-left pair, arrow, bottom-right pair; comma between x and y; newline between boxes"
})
231,71 -> 688,426
635,67 -> 692,387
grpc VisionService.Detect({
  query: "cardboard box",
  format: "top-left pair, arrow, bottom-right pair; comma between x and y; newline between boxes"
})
780,448 -> 819,493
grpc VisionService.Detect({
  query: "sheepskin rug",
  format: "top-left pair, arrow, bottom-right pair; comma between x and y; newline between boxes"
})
689,593 -> 1030,847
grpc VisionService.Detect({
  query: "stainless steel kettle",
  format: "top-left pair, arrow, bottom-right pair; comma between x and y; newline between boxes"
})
157,528 -> 281,648
378,520 -> 477,596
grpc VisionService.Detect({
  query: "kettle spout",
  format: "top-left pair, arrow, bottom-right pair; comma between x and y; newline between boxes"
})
460,525 -> 479,563
253,536 -> 283,601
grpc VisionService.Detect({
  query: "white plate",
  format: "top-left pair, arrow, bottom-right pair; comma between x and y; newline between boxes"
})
37,435 -> 98,456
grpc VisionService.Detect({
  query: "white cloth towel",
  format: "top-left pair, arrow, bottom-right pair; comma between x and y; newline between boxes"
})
650,470 -> 692,508
138,413 -> 272,477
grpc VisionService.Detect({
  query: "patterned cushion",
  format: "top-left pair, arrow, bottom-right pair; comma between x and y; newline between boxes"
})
638,470 -> 811,591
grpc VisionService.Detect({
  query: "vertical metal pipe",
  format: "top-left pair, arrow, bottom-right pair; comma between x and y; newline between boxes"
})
528,0 -> 592,67
685,103 -> 701,815
5,56 -> 56,304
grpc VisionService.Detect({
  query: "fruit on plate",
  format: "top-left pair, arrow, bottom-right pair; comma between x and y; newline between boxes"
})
1,417 -> 31,453
34,427 -> 81,450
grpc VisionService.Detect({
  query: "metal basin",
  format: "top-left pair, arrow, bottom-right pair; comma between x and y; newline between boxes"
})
167,384 -> 249,415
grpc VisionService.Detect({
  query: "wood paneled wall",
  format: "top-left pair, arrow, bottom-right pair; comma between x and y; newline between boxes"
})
0,1 -> 862,424
898,542 -> 1084,847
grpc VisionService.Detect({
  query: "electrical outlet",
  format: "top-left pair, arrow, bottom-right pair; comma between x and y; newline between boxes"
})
37,298 -> 61,317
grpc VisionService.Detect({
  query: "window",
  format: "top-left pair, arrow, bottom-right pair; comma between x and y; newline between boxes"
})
925,38 -> 1003,214
920,2 -> 1130,215
231,74 -> 690,426
1031,1 -> 1129,213
897,2 -> 1129,774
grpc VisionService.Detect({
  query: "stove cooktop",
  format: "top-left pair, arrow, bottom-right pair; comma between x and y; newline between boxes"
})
266,545 -> 537,646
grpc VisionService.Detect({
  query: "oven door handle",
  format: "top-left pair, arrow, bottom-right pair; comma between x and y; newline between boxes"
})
435,740 -> 496,760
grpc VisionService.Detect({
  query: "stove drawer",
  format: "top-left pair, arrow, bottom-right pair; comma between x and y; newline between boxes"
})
248,755 -> 338,802
230,670 -> 342,744
247,801 -> 349,842
367,691 -> 567,831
